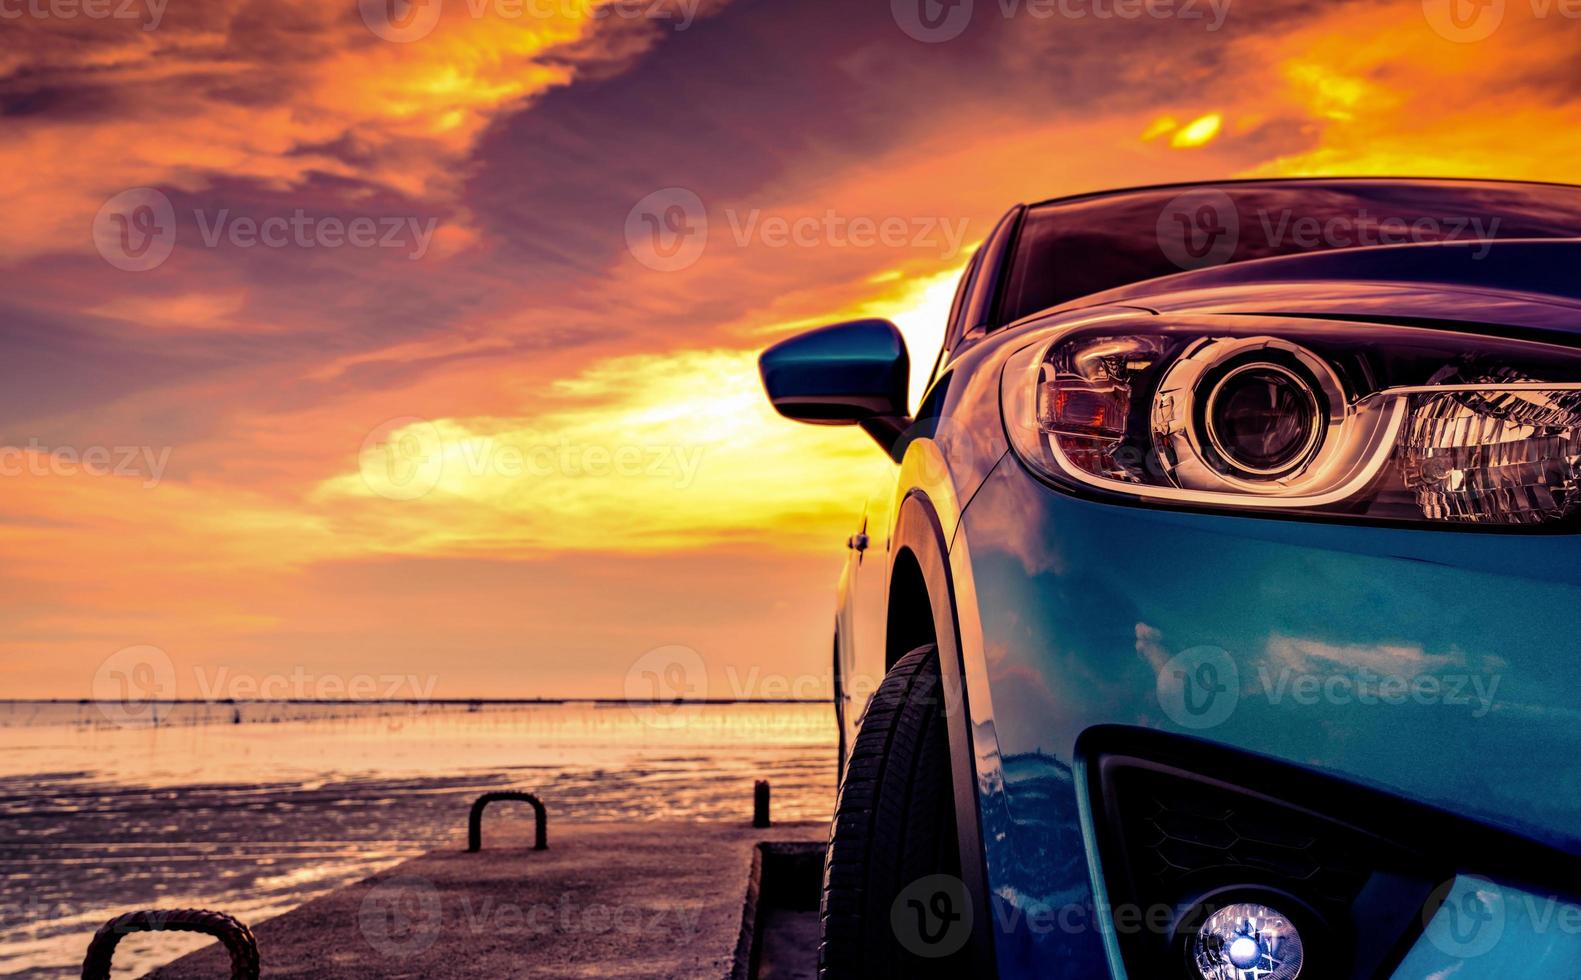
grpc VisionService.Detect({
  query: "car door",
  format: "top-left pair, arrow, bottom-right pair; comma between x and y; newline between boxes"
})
836,248 -> 984,760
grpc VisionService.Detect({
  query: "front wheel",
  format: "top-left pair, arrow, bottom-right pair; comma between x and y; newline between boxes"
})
819,644 -> 968,979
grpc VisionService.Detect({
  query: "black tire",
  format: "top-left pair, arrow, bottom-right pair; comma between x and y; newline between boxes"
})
819,644 -> 967,980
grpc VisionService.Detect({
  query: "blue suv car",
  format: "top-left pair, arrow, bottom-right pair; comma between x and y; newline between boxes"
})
760,179 -> 1581,980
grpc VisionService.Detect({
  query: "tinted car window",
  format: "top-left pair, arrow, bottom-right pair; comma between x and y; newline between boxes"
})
1000,180 -> 1581,325
944,247 -> 982,351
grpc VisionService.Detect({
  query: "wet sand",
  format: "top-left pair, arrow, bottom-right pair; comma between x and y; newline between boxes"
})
0,703 -> 836,978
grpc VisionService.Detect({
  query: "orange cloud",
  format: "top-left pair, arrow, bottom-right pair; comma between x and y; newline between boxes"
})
88,289 -> 252,330
0,1 -> 694,262
315,346 -> 889,554
7,0 -> 1581,697
1231,4 -> 1581,181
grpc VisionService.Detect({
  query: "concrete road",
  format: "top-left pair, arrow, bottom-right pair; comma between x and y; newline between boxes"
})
144,820 -> 827,979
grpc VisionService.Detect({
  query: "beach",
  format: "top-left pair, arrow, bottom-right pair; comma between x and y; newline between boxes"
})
0,701 -> 836,978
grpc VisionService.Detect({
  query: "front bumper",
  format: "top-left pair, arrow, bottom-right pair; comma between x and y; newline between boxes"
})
953,453 -> 1581,978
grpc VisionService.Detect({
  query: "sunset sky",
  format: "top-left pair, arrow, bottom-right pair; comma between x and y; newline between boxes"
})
3,0 -> 1580,699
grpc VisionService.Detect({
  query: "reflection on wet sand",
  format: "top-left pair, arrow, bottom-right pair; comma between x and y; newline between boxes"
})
0,702 -> 836,978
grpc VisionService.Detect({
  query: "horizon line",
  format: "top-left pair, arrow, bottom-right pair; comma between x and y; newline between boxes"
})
0,697 -> 835,706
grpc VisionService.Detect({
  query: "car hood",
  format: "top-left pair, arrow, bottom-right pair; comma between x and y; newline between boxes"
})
1089,239 -> 1581,338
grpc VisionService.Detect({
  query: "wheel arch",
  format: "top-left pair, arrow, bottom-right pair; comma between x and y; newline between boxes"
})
887,489 -> 997,977
885,545 -> 935,673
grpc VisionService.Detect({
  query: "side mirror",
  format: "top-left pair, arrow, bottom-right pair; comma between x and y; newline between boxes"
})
759,319 -> 912,457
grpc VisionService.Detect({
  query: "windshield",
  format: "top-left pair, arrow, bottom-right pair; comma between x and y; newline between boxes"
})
1000,179 -> 1581,325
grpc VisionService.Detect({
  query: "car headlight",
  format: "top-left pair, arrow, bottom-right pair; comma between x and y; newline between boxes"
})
1003,316 -> 1581,526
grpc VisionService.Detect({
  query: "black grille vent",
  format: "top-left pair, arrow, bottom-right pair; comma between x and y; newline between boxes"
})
1084,728 -> 1581,980
1125,772 -> 1372,909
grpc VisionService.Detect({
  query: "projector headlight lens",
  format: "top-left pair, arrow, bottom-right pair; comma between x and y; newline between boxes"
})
1205,364 -> 1323,477
1003,316 -> 1581,527
1193,902 -> 1304,980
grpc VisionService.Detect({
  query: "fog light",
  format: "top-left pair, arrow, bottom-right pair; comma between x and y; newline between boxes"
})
1193,903 -> 1304,980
